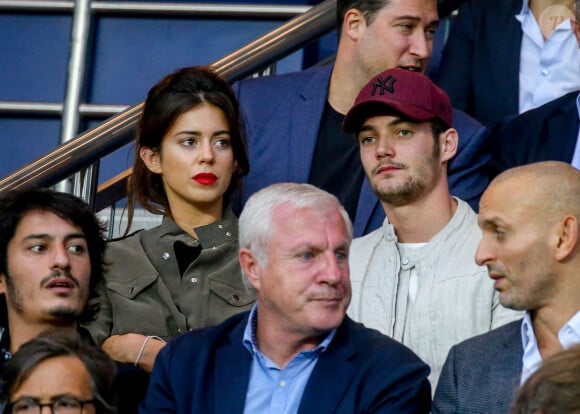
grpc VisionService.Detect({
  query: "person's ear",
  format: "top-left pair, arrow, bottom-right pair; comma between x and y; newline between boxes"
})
439,128 -> 458,163
140,147 -> 162,174
343,8 -> 367,42
552,215 -> 579,261
239,248 -> 261,291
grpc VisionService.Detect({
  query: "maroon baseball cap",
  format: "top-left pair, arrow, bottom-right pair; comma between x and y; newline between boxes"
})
343,68 -> 453,133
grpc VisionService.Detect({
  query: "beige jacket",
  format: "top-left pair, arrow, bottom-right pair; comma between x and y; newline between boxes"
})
347,198 -> 522,387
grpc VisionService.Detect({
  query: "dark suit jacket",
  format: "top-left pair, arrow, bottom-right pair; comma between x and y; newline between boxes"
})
233,64 -> 490,237
435,0 -> 521,124
489,91 -> 579,178
433,320 -> 523,414
140,312 -> 432,414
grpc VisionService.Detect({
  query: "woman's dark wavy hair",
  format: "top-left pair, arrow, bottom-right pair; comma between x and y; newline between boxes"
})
126,66 -> 250,233
0,329 -> 117,414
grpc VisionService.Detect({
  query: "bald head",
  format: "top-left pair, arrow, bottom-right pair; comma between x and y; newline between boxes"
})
476,162 -> 580,312
487,161 -> 580,223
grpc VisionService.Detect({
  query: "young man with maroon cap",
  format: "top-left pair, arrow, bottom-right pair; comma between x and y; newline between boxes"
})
344,68 -> 521,387
232,0 -> 490,239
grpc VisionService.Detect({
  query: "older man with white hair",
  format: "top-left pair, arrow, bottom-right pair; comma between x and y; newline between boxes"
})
141,182 -> 431,414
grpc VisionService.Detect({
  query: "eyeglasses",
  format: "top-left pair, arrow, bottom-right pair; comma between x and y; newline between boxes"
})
5,397 -> 96,414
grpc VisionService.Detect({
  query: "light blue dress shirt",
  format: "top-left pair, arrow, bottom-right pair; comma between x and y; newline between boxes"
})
520,310 -> 580,385
569,93 -> 580,170
516,0 -> 580,113
242,305 -> 336,414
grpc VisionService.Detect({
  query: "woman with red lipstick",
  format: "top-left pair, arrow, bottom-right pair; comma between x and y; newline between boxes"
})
83,66 -> 255,373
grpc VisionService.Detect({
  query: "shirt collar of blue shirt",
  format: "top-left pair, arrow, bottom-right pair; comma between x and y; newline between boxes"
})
520,310 -> 580,384
518,0 -> 530,16
516,0 -> 574,29
242,304 -> 336,362
576,92 -> 580,121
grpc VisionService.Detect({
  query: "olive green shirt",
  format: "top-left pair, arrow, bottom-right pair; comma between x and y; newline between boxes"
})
84,209 -> 255,344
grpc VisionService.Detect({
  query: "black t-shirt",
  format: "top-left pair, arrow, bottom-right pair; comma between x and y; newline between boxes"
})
308,101 -> 365,223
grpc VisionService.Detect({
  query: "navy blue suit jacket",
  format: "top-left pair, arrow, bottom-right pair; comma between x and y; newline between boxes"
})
140,312 -> 431,414
233,64 -> 490,237
433,320 -> 523,414
435,0 -> 521,125
489,91 -> 579,178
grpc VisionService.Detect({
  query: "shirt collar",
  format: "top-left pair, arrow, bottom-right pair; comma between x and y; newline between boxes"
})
515,0 -> 530,22
156,208 -> 238,248
242,305 -> 336,357
576,93 -> 580,121
242,305 -> 260,352
385,197 -> 469,256
516,0 -> 573,30
521,311 -> 580,346
520,312 -> 536,351
560,310 -> 580,347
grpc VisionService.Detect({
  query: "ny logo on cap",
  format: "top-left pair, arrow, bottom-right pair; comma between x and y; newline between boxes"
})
371,75 -> 396,96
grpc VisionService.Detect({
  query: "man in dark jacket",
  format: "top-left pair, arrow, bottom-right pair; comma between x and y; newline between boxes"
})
141,183 -> 432,414
0,187 -> 147,413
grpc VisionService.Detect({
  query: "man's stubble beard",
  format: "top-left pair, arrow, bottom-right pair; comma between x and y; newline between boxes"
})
4,270 -> 82,324
373,140 -> 442,207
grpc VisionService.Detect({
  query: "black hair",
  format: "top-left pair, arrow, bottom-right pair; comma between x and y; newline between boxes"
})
0,187 -> 106,324
127,65 -> 249,233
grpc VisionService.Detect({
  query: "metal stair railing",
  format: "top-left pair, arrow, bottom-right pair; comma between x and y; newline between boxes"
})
0,1 -> 310,19
0,0 -> 319,119
0,0 -> 336,211
0,0 -> 319,203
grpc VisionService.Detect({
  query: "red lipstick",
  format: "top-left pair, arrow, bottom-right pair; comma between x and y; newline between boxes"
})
193,172 -> 218,185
